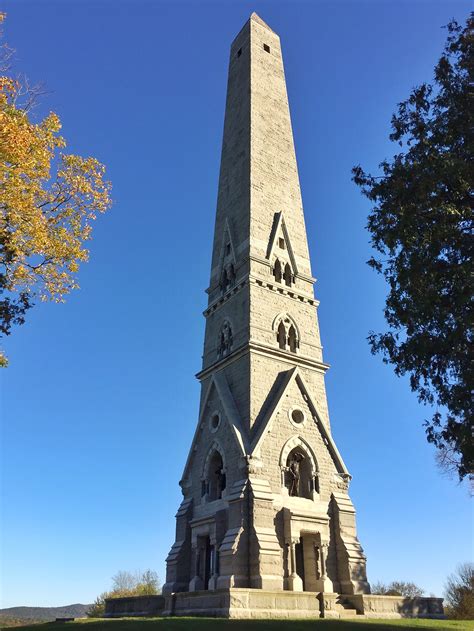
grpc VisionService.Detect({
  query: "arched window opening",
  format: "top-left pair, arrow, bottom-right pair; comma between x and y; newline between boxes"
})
288,325 -> 298,353
285,447 -> 313,499
218,322 -> 233,359
274,314 -> 299,353
274,259 -> 282,283
207,451 -> 226,501
277,321 -> 286,350
284,263 -> 292,287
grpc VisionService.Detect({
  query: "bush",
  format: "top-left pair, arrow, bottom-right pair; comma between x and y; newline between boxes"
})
86,593 -> 108,618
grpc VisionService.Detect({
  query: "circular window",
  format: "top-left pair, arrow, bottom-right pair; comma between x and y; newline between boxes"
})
290,408 -> 305,425
210,412 -> 221,432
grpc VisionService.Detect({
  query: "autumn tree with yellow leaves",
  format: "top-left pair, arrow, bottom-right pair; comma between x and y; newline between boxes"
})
0,13 -> 111,366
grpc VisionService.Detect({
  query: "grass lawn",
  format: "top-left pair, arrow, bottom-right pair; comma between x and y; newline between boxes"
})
9,617 -> 473,631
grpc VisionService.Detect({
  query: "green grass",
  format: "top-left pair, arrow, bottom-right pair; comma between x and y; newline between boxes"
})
5,617 -> 473,631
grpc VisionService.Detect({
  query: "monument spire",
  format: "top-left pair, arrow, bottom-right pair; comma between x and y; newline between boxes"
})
249,11 -> 276,32
209,10 -> 312,296
162,13 -> 377,619
205,10 -> 321,428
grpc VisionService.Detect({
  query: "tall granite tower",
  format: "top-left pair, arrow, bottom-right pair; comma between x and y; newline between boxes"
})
163,12 -> 370,618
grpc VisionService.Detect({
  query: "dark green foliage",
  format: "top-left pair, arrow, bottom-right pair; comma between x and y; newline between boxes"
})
352,15 -> 474,480
372,581 -> 424,597
444,563 -> 474,619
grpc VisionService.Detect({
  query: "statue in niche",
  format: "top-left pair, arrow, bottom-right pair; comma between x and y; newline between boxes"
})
220,263 -> 235,293
219,322 -> 233,358
314,544 -> 321,579
216,467 -> 226,498
287,451 -> 305,496
227,263 -> 235,284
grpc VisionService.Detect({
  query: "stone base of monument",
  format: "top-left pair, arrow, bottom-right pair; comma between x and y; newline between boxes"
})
343,594 -> 445,619
162,589 -> 444,619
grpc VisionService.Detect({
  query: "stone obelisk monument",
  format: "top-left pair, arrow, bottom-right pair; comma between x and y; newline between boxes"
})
162,13 -> 443,620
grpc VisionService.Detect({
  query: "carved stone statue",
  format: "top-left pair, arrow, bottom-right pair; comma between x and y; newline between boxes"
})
288,451 -> 304,496
216,467 -> 226,498
218,322 -> 233,358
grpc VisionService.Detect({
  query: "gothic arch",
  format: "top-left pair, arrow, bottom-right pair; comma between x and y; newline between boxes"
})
280,435 -> 319,498
202,439 -> 227,477
273,258 -> 282,283
280,435 -> 317,474
272,313 -> 300,352
201,440 -> 227,501
272,258 -> 294,287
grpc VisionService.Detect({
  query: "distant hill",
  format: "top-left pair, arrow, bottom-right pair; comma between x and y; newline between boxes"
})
0,604 -> 91,625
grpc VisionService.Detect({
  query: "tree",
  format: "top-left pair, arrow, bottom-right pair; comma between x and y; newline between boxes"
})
136,569 -> 161,595
0,13 -> 111,366
110,569 -> 160,595
372,580 -> 424,597
444,562 -> 474,619
111,570 -> 138,593
352,15 -> 473,480
86,569 -> 161,618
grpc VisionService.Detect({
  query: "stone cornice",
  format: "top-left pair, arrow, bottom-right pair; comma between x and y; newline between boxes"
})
203,274 -> 320,318
196,341 -> 329,381
203,278 -> 248,316
250,275 -> 319,306
248,340 -> 329,373
196,343 -> 250,380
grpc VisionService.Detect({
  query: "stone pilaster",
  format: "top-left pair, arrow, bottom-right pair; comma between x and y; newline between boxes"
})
330,492 -> 370,595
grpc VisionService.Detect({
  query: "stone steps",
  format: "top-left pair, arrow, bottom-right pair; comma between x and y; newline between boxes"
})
331,598 -> 361,618
337,608 -> 359,618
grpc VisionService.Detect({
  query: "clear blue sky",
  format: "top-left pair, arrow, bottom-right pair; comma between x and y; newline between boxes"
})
1,0 -> 472,609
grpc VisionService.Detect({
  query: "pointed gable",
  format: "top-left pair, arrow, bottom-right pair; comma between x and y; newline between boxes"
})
181,371 -> 249,483
216,218 -> 237,292
267,211 -> 299,277
250,366 -> 349,476
219,218 -> 237,269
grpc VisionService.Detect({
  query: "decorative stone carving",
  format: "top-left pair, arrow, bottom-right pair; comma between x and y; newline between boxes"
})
335,472 -> 351,491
